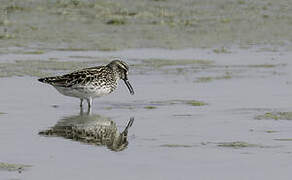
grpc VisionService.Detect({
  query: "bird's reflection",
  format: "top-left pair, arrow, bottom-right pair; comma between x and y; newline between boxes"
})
39,111 -> 134,152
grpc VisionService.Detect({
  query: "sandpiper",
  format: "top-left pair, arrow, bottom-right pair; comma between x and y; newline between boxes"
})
38,59 -> 134,109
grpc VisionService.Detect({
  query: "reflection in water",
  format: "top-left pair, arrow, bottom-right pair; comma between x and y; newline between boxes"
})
39,112 -> 134,152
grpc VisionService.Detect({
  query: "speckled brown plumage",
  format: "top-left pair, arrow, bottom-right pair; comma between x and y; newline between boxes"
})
38,59 -> 134,109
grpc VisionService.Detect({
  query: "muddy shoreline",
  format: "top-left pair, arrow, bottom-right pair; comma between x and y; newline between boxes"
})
1,0 -> 292,51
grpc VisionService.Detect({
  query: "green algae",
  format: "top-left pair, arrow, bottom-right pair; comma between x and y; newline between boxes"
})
196,77 -> 213,82
248,64 -> 277,68
107,99 -> 207,111
233,63 -> 286,69
106,18 -> 126,25
217,141 -> 260,148
213,47 -> 231,54
144,106 -> 157,109
255,112 -> 279,120
196,72 -> 232,83
151,99 -> 207,107
0,33 -> 15,40
221,74 -> 232,80
255,112 -> 292,120
0,162 -> 32,172
186,100 -> 207,106
257,47 -> 279,52
23,50 -> 45,54
160,144 -> 193,148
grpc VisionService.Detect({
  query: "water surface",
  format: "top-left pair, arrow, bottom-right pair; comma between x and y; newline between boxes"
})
0,48 -> 292,180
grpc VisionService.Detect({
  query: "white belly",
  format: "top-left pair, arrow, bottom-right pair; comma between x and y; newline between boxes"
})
54,85 -> 112,99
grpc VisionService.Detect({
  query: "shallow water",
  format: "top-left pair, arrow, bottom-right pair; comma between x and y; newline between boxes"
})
1,48 -> 292,180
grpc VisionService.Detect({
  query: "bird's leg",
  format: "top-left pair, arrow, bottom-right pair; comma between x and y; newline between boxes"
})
87,106 -> 91,115
86,98 -> 92,110
80,99 -> 83,107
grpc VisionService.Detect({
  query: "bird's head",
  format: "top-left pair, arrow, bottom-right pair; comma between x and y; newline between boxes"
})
107,59 -> 134,95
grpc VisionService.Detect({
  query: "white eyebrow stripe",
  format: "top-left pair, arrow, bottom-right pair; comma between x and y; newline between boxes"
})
118,62 -> 128,71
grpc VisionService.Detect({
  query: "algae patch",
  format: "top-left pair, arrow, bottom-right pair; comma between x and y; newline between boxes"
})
150,99 -> 207,107
144,106 -> 157,109
217,141 -> 261,148
23,50 -> 45,55
0,162 -> 32,172
106,18 -> 126,25
248,64 -> 278,68
106,99 -> 207,111
186,100 -> 207,106
160,144 -> 193,148
196,72 -> 232,83
265,130 -> 278,133
213,46 -> 231,54
196,77 -> 213,83
255,112 -> 292,120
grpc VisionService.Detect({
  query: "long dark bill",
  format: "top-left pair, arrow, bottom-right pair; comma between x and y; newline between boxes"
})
124,80 -> 134,95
